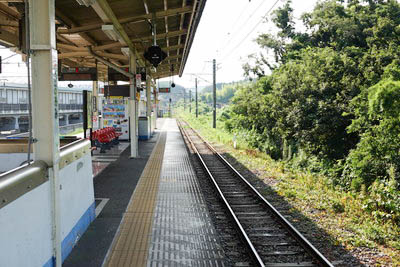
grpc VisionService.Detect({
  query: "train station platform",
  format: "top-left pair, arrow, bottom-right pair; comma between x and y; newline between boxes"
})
65,118 -> 227,266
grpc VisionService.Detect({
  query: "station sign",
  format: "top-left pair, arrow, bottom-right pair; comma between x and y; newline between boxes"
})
158,87 -> 170,93
136,74 -> 142,89
144,45 -> 167,68
104,85 -> 130,97
83,90 -> 93,130
108,67 -> 147,82
108,67 -> 129,82
59,67 -> 97,81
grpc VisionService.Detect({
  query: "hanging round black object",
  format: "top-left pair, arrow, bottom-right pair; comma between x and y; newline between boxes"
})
171,82 -> 175,88
144,45 -> 167,68
68,83 -> 74,88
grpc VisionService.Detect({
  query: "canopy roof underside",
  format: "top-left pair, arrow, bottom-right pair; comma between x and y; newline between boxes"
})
0,0 -> 206,80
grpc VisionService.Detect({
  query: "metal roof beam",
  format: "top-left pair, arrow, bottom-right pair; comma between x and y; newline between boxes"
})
164,0 -> 169,57
0,27 -> 18,46
88,47 -> 134,79
0,12 -> 18,27
88,29 -> 187,51
177,0 -> 186,56
57,6 -> 192,35
57,42 -> 184,53
55,8 -> 97,46
58,51 -> 127,61
0,3 -> 20,20
91,0 -> 144,67
121,56 -> 181,68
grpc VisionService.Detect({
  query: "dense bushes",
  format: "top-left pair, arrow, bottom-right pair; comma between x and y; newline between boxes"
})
344,78 -> 400,188
224,0 -> 400,199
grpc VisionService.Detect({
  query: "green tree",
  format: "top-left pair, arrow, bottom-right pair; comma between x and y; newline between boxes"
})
344,66 -> 400,188
270,47 -> 361,160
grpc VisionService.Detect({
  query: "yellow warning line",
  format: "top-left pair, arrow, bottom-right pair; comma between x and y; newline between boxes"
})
105,132 -> 166,267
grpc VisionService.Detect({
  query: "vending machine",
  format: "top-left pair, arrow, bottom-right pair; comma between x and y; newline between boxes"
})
102,96 -> 130,140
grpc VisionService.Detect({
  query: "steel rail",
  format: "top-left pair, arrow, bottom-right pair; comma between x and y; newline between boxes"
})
178,120 -> 265,267
179,119 -> 334,267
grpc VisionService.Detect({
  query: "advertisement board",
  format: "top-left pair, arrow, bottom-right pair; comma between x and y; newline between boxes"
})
102,96 -> 129,140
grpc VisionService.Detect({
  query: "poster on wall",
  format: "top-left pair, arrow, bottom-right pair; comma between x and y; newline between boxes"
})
83,90 -> 93,130
102,96 -> 129,140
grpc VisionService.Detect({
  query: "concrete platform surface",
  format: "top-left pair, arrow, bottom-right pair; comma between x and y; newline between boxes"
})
105,119 -> 226,266
65,118 -> 226,266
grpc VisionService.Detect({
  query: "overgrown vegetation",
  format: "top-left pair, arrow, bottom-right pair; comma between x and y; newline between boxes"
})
200,82 -> 248,105
177,0 -> 400,262
225,0 -> 400,219
179,111 -> 400,265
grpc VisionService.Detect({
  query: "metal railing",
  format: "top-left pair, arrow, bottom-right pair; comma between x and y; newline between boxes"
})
59,139 -> 91,169
6,123 -> 83,138
59,123 -> 83,135
0,160 -> 48,209
0,139 -> 91,210
0,103 -> 83,113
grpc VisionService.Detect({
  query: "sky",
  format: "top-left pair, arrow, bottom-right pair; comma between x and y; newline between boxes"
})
0,0 -> 319,89
166,0 -> 320,90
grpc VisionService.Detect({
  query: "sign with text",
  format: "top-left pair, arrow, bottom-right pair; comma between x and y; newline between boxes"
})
108,67 -> 129,81
135,74 -> 142,89
158,87 -> 170,93
59,67 -> 97,81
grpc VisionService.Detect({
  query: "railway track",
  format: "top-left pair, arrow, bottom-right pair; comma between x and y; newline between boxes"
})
178,119 -> 334,267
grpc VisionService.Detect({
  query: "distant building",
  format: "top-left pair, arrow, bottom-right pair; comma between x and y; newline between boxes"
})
0,83 -> 85,132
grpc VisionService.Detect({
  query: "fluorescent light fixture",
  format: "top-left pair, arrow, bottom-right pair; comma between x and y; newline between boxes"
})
121,47 -> 130,57
102,25 -> 121,42
76,0 -> 96,7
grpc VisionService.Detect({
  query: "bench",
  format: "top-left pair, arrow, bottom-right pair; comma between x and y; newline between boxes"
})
91,127 -> 123,153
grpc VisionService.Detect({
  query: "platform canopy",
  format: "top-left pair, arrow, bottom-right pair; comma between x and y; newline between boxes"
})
0,0 -> 206,80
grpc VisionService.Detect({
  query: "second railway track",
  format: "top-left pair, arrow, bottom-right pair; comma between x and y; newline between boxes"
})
178,119 -> 334,267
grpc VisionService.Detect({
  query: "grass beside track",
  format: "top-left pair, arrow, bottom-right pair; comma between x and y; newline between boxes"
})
178,111 -> 400,267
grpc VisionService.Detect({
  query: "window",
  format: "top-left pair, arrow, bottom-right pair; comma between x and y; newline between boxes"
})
18,90 -> 27,103
7,90 -> 12,103
0,89 -> 5,103
70,93 -> 77,104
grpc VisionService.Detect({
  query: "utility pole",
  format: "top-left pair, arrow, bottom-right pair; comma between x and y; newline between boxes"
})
189,89 -> 192,113
195,78 -> 198,118
183,88 -> 186,111
213,59 -> 216,128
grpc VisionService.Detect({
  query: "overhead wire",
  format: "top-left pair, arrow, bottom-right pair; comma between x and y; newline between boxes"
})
2,53 -> 18,61
220,0 -> 281,62
217,0 -> 269,56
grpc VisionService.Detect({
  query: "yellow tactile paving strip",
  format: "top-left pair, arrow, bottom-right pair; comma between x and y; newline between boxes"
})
105,131 -> 167,267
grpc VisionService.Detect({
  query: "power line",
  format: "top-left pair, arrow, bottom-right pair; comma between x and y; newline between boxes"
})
220,0 -> 281,62
218,0 -> 271,55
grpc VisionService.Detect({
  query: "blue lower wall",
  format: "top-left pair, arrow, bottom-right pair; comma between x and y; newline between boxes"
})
43,202 -> 96,267
139,135 -> 150,140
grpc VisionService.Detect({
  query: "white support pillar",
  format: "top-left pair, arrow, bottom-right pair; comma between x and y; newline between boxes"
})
156,82 -> 159,117
14,116 -> 19,130
146,70 -> 151,137
129,50 -> 138,158
29,0 -> 61,266
92,80 -> 99,130
152,80 -> 157,130
65,114 -> 69,125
